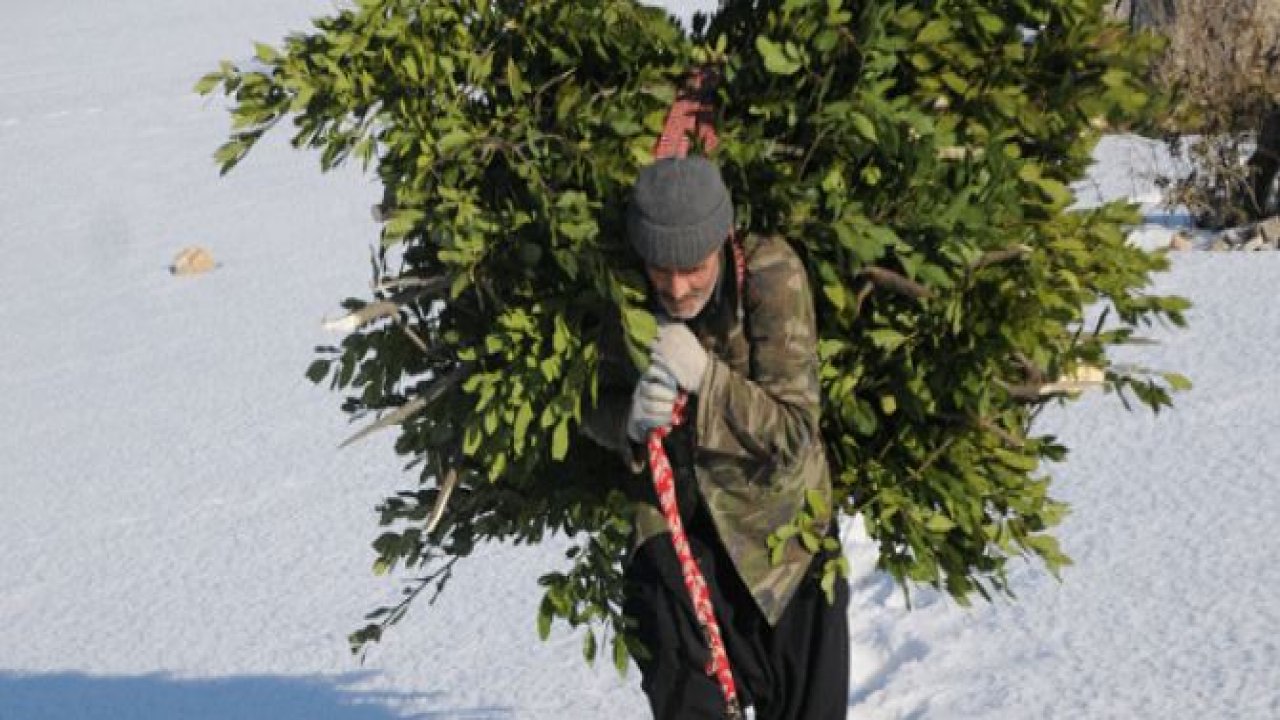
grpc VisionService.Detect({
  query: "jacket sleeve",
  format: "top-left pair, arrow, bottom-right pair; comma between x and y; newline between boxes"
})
694,239 -> 821,476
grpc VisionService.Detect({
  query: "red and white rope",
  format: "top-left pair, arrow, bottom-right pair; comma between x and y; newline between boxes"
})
646,398 -> 741,717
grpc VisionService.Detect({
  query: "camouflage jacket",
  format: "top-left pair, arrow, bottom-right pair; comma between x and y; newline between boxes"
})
581,233 -> 833,625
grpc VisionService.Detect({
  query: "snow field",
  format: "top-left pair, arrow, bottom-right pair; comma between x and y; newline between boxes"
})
2,1 -> 1278,718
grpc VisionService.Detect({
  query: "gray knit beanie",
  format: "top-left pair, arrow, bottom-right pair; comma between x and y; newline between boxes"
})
627,156 -> 733,268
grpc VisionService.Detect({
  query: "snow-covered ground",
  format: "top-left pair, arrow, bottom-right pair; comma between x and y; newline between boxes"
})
1070,133 -> 1212,252
2,2 -> 1277,718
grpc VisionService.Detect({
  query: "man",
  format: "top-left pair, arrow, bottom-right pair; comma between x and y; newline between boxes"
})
582,156 -> 849,719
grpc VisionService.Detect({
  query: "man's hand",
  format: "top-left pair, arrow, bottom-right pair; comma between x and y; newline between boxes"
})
626,364 -> 679,442
651,320 -> 709,393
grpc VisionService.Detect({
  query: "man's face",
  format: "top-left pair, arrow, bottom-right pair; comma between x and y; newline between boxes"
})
645,247 -> 722,320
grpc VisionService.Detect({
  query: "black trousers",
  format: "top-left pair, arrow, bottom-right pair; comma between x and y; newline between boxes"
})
623,508 -> 850,720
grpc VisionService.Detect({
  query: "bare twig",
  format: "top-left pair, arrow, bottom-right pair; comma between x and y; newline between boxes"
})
534,66 -> 577,97
970,415 -> 1026,449
395,319 -> 431,355
999,364 -> 1106,400
373,274 -> 451,294
859,266 -> 934,300
970,244 -> 1033,270
852,280 -> 875,316
908,437 -> 957,481
323,275 -> 451,333
339,366 -> 467,448
425,466 -> 461,536
1012,352 -> 1045,384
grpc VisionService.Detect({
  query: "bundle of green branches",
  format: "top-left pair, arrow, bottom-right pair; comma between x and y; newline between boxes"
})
200,0 -> 1189,670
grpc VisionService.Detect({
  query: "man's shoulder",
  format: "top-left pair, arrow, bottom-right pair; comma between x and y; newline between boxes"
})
742,233 -> 805,273
740,233 -> 810,295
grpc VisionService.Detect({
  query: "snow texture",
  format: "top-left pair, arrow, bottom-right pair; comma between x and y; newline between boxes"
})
2,2 -> 1277,718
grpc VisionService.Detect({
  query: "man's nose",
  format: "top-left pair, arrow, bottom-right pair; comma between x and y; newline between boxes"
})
669,272 -> 691,298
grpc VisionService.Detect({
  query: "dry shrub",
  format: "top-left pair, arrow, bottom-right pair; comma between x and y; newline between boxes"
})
1149,0 -> 1280,226
1155,0 -> 1278,134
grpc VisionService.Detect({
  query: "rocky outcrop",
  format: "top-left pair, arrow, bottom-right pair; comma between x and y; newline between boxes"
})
1205,217 -> 1280,251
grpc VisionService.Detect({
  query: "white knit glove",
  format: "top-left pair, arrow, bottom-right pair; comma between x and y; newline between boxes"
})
650,320 -> 710,393
626,364 -> 679,443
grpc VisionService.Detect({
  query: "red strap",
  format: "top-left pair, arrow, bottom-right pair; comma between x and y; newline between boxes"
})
645,66 -> 743,719
654,67 -> 719,157
730,232 -> 746,322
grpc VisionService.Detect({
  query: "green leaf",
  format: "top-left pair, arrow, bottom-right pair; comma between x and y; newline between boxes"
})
212,139 -> 249,175
814,28 -> 839,53
1162,372 -> 1193,391
1024,534 -> 1070,567
609,118 -> 644,137
756,36 -> 802,75
822,283 -> 847,311
537,597 -> 553,640
993,448 -> 1038,472
892,7 -> 925,30
939,71 -> 969,94
770,540 -> 786,566
555,84 -> 581,122
879,394 -> 897,416
1034,177 -> 1073,207
622,306 -> 657,364
551,418 -> 570,460
917,19 -> 951,44
193,72 -> 223,95
437,128 -> 472,154
850,112 -> 877,142
925,514 -> 956,533
820,564 -> 838,603
806,488 -> 830,517
1101,68 -> 1128,89
384,208 -> 424,239
867,328 -> 907,351
305,359 -> 331,384
253,42 -> 280,63
467,51 -> 494,83
506,58 -> 527,98
612,634 -> 630,675
553,315 -> 571,353
851,399 -> 878,436
449,273 -> 471,299
514,403 -> 534,452
463,424 -> 482,456
488,451 -> 507,481
975,12 -> 1005,34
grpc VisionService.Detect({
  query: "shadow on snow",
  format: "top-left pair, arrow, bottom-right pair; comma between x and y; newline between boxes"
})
0,670 -> 513,720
